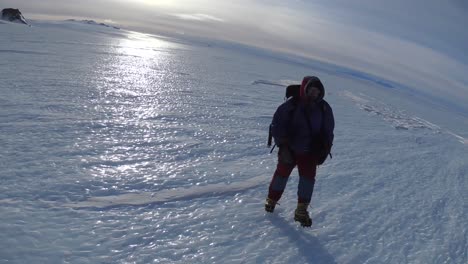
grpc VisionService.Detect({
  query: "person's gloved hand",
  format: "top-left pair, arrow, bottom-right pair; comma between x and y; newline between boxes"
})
317,143 -> 332,165
278,145 -> 294,165
317,153 -> 327,165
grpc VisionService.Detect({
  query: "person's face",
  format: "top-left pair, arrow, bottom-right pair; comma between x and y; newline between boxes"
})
306,86 -> 320,100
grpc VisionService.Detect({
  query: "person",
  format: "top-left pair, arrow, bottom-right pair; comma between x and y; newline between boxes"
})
265,76 -> 335,227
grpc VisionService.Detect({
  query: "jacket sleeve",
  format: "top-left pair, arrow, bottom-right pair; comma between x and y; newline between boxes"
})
271,101 -> 293,146
323,101 -> 335,146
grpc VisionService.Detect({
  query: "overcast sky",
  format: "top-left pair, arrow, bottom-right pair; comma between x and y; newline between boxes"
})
3,0 -> 468,102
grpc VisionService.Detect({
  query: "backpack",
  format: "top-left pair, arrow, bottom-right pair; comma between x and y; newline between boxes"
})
267,84 -> 300,149
267,84 -> 332,164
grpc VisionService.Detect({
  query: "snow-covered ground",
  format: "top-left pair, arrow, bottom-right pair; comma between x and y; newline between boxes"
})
1,20 -> 467,264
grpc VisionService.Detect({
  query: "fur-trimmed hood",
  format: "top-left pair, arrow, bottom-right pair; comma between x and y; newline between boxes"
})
299,76 -> 325,102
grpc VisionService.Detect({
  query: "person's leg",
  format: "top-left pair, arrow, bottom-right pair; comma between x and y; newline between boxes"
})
267,161 -> 295,202
294,153 -> 317,226
296,153 -> 317,204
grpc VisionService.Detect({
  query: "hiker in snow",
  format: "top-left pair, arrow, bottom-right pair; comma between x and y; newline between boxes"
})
265,76 -> 335,227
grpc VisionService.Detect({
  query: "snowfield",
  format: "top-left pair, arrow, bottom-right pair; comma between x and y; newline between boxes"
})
0,20 -> 467,263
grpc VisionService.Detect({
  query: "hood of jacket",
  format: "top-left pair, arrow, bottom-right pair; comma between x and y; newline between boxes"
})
299,76 -> 325,102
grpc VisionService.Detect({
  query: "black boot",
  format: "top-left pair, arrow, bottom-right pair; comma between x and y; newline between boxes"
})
294,203 -> 312,227
264,198 -> 277,213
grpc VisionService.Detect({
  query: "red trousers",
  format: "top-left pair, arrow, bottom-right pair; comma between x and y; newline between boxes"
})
268,152 -> 318,204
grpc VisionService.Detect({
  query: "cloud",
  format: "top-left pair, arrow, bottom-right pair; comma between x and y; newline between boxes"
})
172,13 -> 224,22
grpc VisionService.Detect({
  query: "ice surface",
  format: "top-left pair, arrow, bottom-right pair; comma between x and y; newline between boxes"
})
0,20 -> 467,263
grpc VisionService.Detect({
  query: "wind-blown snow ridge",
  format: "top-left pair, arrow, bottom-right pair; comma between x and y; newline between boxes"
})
341,90 -> 442,131
0,49 -> 51,55
0,198 -> 16,205
341,90 -> 468,145
252,79 -> 296,87
65,176 -> 266,209
446,132 -> 468,145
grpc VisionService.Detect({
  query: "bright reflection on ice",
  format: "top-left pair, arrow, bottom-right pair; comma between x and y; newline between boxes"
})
104,31 -> 179,97
83,31 -> 190,183
116,31 -> 173,59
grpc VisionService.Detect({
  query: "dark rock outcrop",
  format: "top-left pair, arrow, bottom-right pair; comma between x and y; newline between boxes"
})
1,8 -> 28,25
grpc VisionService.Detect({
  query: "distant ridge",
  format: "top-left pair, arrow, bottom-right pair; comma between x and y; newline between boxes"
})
1,8 -> 28,25
66,19 -> 120,30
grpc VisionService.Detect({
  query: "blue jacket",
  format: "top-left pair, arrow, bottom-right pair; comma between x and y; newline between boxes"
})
271,76 -> 335,155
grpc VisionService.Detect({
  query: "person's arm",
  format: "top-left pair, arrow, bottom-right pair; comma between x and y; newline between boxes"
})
271,102 -> 292,147
323,102 -> 335,151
